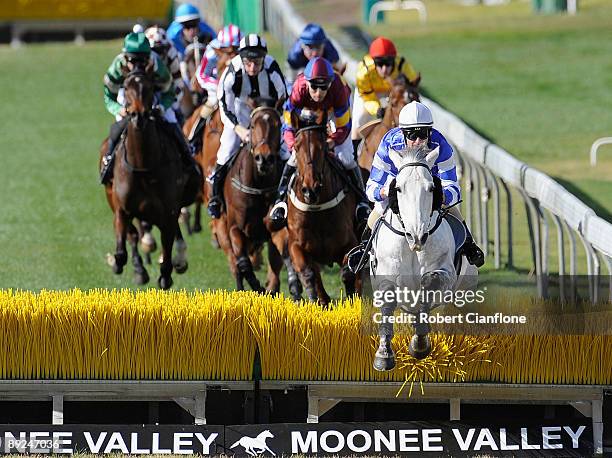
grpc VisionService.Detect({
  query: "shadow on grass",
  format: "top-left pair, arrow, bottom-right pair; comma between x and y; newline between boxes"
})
553,176 -> 612,223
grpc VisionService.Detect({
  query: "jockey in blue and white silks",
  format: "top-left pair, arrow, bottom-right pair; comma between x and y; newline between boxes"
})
367,127 -> 459,208
364,101 -> 484,267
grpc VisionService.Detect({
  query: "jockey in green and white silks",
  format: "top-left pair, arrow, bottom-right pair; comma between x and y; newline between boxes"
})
101,32 -> 198,184
365,101 -> 484,267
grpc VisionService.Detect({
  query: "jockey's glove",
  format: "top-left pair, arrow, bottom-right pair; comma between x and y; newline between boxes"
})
376,106 -> 386,119
387,178 -> 399,214
235,125 -> 250,143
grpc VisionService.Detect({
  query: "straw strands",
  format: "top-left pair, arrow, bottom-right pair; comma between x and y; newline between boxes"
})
0,290 -> 610,384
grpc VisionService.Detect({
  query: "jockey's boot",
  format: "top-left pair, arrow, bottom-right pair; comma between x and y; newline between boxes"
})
462,221 -> 485,267
168,122 -> 202,179
352,139 -> 361,161
347,226 -> 372,274
348,167 -> 371,225
188,102 -> 214,153
100,118 -> 128,185
207,162 -> 229,219
269,162 -> 297,226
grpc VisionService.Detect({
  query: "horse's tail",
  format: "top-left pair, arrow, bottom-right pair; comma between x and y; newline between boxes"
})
230,439 -> 241,449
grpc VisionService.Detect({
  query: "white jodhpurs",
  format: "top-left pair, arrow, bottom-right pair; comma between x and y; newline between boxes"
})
217,125 -> 241,166
350,89 -> 387,140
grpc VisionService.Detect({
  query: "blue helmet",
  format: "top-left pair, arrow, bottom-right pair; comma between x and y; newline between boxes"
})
299,23 -> 326,46
175,3 -> 200,24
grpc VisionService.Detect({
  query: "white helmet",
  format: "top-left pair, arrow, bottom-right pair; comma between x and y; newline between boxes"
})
399,101 -> 433,129
145,26 -> 170,53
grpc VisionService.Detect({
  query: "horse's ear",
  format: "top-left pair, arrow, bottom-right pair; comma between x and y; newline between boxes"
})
425,146 -> 440,167
246,97 -> 257,111
315,109 -> 326,126
275,97 -> 286,113
290,110 -> 301,129
412,73 -> 421,87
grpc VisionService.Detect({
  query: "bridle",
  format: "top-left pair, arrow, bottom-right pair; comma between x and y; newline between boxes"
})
385,161 -> 449,246
246,106 -> 281,156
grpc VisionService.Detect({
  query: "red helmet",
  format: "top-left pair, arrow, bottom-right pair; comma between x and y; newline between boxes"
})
369,37 -> 397,58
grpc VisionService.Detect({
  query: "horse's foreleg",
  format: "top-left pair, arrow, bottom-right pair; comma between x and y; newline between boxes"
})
157,222 -> 176,290
139,220 -> 157,265
229,226 -> 263,293
272,230 -> 301,301
172,226 -> 188,274
289,243 -> 320,304
179,207 -> 193,235
372,277 -> 398,371
108,209 -> 129,275
128,223 -> 149,285
265,241 -> 283,295
193,199 -> 203,233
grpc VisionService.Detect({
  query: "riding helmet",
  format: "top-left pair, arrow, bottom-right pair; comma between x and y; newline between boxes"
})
304,57 -> 335,85
399,101 -> 433,129
123,32 -> 151,55
239,34 -> 267,59
299,23 -> 326,46
174,3 -> 200,24
369,37 -> 397,58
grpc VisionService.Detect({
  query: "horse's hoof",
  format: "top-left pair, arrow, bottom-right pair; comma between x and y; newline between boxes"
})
134,270 -> 150,285
140,233 -> 157,254
409,334 -> 432,360
373,342 -> 396,371
107,253 -> 123,274
158,275 -> 173,290
174,261 -> 188,274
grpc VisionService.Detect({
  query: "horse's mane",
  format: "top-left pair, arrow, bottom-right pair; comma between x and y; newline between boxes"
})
396,144 -> 431,165
252,96 -> 277,109
394,73 -> 410,87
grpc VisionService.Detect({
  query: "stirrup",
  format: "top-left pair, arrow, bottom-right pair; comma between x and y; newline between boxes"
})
347,243 -> 367,274
269,201 -> 288,221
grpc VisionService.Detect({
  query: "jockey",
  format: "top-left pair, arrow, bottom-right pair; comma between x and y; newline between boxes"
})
101,32 -> 198,184
166,3 -> 215,59
194,24 -> 242,122
269,57 -> 371,227
364,101 -> 484,267
144,25 -> 184,121
351,36 -> 420,157
207,34 -> 288,219
286,23 -> 341,85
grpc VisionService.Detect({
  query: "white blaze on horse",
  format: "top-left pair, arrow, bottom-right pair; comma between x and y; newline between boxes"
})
370,144 -> 477,369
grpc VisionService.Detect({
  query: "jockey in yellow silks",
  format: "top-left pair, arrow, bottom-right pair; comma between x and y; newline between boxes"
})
351,36 -> 420,157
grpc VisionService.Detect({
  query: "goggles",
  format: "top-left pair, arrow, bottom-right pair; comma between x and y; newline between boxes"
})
309,79 -> 331,91
403,127 -> 431,141
373,56 -> 395,68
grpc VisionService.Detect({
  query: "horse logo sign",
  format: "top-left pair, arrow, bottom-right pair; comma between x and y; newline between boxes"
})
230,430 -> 276,456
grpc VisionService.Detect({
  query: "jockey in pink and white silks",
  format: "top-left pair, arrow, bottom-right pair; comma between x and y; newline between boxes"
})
195,24 -> 242,122
207,34 -> 288,219
365,101 -> 484,267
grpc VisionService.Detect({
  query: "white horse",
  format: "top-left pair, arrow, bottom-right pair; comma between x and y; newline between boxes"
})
230,430 -> 276,457
370,145 -> 477,370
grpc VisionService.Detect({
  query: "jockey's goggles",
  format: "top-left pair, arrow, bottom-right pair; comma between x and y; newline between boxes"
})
182,20 -> 200,30
309,79 -> 332,91
402,126 -> 431,141
241,55 -> 264,66
373,56 -> 395,68
126,53 -> 149,64
304,42 -> 324,51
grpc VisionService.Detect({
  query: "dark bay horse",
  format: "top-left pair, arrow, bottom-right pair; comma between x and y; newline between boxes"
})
217,99 -> 297,293
99,67 -> 189,289
358,74 -> 420,171
285,111 -> 361,305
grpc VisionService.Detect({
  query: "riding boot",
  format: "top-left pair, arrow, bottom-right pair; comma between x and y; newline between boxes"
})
100,117 -> 128,185
352,139 -> 361,161
347,226 -> 372,273
348,167 -> 371,225
461,221 -> 485,267
269,162 -> 297,225
207,162 -> 229,218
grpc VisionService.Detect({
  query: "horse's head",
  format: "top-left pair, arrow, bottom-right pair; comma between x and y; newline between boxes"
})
124,65 -> 155,129
258,430 -> 274,440
385,74 -> 420,126
390,145 -> 440,251
291,109 -> 328,204
248,97 -> 283,176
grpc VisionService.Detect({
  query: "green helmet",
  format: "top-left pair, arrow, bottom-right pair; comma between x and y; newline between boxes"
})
123,32 -> 151,55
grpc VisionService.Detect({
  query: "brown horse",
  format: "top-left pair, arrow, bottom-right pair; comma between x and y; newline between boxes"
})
357,74 -> 420,171
99,67 -> 190,289
284,111 -> 360,305
216,99 -> 290,292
